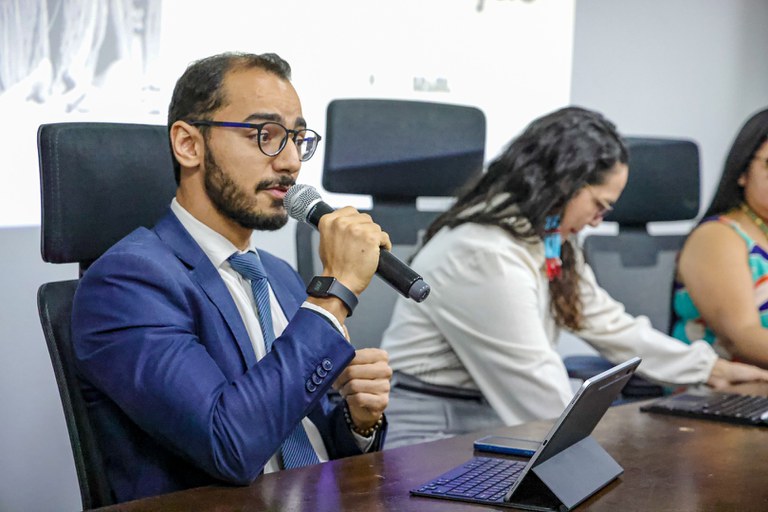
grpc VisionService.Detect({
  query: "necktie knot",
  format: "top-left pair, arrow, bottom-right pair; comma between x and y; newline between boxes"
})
228,251 -> 268,281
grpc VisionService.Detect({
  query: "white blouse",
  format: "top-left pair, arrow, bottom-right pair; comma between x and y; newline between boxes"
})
381,223 -> 717,426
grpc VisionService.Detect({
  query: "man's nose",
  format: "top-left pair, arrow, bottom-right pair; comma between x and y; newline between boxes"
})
273,140 -> 302,173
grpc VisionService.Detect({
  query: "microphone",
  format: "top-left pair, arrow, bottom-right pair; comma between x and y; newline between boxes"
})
284,184 -> 431,302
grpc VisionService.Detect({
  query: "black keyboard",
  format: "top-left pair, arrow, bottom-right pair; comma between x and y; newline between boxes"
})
641,390 -> 768,426
411,456 -> 527,503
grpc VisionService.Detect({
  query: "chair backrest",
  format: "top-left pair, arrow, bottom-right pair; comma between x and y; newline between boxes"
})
38,280 -> 113,509
39,123 -> 176,272
37,122 -> 176,508
583,137 -> 700,333
296,99 -> 485,347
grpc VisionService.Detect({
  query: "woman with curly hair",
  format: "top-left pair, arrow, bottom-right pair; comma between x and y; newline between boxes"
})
380,106 -> 768,449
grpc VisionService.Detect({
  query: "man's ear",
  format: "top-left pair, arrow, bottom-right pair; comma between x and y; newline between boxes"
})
170,121 -> 203,170
737,172 -> 747,187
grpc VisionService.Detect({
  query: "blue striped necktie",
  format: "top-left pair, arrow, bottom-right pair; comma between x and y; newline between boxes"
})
228,250 -> 321,469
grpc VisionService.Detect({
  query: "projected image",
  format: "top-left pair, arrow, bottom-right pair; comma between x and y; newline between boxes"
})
0,0 -> 574,228
0,0 -> 162,115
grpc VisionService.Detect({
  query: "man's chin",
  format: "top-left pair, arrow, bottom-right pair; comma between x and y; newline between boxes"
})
236,212 -> 288,231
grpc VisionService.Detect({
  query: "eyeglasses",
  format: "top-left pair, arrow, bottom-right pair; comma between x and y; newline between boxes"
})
188,120 -> 322,162
585,185 -> 615,217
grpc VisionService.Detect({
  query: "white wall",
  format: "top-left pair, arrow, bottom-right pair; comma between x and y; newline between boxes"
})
0,228 -> 80,511
558,0 -> 768,358
2,1 -> 767,510
571,0 -> 768,207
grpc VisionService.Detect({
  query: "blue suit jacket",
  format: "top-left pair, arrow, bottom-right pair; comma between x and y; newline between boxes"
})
72,211 -> 384,502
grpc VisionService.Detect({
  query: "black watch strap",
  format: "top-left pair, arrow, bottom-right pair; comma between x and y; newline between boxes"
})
306,276 -> 359,317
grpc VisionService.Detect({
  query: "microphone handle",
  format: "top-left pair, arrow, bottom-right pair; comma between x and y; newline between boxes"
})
305,202 -> 430,302
377,250 -> 431,302
307,201 -> 335,226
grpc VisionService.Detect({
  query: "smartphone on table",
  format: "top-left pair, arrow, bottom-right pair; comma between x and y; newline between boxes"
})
473,435 -> 541,457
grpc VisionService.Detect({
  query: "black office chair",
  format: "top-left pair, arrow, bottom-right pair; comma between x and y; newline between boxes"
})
565,137 -> 701,399
296,99 -> 486,348
37,122 -> 176,509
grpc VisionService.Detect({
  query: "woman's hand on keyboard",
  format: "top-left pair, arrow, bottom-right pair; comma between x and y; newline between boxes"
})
707,358 -> 768,389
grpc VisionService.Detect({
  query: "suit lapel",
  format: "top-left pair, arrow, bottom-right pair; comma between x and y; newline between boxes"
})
154,211 -> 258,368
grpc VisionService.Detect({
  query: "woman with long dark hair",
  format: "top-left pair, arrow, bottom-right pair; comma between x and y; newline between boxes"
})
673,108 -> 768,367
380,106 -> 768,449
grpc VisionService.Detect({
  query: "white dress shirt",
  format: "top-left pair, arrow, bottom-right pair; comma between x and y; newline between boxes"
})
381,223 -> 717,426
171,199 -> 370,473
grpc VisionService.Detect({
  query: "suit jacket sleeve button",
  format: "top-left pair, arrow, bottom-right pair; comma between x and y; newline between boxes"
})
306,379 -> 317,392
316,365 -> 328,377
311,373 -> 323,385
322,358 -> 333,371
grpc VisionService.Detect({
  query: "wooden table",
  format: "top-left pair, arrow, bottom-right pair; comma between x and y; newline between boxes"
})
96,384 -> 768,511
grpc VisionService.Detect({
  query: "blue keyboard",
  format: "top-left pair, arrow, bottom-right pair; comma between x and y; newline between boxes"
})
411,456 -> 527,503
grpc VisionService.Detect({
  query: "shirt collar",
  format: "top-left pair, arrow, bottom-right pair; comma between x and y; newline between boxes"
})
170,198 -> 256,269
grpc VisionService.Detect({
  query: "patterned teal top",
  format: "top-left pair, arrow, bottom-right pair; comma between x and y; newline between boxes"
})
672,216 -> 768,352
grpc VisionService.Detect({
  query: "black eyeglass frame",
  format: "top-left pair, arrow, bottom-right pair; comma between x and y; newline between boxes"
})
187,120 -> 322,161
585,184 -> 615,217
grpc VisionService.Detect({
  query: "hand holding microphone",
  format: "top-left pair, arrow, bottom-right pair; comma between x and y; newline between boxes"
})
284,185 -> 431,303
315,205 -> 389,298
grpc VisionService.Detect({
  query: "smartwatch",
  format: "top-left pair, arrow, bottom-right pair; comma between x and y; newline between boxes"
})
306,276 -> 359,317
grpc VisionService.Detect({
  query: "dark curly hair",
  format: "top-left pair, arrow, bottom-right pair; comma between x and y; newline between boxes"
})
703,108 -> 768,217
423,106 -> 628,329
167,52 -> 292,184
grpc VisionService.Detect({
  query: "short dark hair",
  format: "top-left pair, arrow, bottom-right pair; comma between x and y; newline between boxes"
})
704,108 -> 768,217
167,52 -> 292,184
423,106 -> 627,329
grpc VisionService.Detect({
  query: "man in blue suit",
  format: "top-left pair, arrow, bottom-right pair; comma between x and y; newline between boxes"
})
71,52 -> 392,503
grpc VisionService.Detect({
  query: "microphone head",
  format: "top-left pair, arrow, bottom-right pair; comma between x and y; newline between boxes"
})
284,184 -> 322,223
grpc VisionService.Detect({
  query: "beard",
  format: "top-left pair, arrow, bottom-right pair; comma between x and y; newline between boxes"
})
203,148 -> 294,231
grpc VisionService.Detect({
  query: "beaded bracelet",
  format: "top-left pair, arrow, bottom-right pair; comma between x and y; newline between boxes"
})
343,401 -> 383,437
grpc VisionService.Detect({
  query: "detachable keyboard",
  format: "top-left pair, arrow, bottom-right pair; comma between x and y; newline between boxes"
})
640,390 -> 768,426
411,456 -> 527,503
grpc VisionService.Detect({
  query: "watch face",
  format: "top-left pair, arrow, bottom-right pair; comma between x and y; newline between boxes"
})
308,276 -> 333,296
